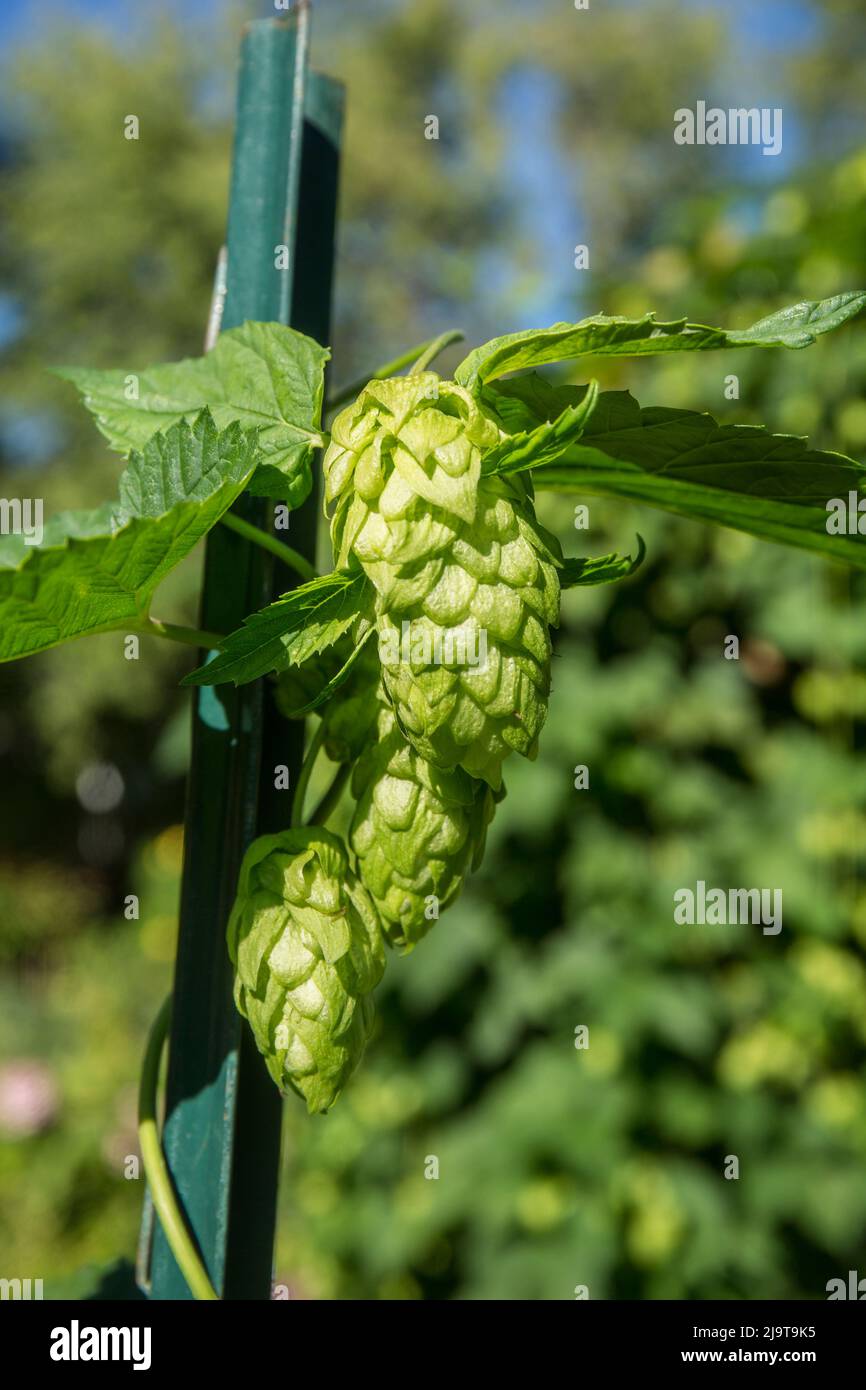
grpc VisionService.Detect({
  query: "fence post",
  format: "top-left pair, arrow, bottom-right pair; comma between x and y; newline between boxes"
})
144,3 -> 343,1300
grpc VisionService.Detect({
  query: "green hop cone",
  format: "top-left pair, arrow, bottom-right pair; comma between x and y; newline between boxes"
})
323,374 -> 562,788
350,696 -> 498,950
228,826 -> 385,1114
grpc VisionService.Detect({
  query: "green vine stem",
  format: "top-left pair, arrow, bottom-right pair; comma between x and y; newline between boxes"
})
407,329 -> 465,376
144,618 -> 226,650
290,720 -> 327,827
138,994 -> 220,1301
307,761 -> 351,826
326,329 -> 465,413
221,511 -> 317,582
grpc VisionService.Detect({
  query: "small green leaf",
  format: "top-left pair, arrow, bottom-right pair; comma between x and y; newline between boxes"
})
55,321 -> 329,507
560,536 -> 646,588
532,390 -> 866,569
280,627 -> 377,716
0,411 -> 259,662
481,381 -> 599,476
455,292 -> 866,389
481,372 -> 582,434
184,569 -> 371,687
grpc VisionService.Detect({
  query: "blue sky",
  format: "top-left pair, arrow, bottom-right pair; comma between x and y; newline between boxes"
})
0,0 -> 226,46
692,0 -> 819,50
0,0 -> 823,50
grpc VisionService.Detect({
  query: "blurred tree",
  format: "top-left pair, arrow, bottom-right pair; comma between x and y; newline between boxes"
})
0,17 -> 238,828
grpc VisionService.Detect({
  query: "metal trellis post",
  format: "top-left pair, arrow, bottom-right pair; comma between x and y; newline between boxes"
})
142,3 -> 343,1300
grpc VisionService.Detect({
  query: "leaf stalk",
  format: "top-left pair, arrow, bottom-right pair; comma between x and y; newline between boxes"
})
144,618 -> 226,650
326,329 -> 465,412
291,720 -> 328,827
220,511 -> 317,581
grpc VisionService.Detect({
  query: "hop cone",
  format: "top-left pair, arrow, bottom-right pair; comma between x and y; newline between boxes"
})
227,827 -> 385,1113
324,374 -> 562,788
350,696 -> 498,949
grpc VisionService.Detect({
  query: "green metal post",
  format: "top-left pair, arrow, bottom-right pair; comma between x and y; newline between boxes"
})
145,4 -> 343,1299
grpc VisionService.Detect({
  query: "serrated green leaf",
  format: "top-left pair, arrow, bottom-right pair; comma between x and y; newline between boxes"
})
532,390 -> 866,569
184,569 -> 371,687
0,411 -> 259,662
455,292 -> 866,389
481,380 -> 599,476
561,535 -> 646,588
55,321 -> 329,507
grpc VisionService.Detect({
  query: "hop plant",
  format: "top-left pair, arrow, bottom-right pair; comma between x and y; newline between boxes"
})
323,374 -> 563,788
349,694 -> 498,949
227,827 -> 385,1113
32,295 -> 856,1128
0,267 -> 860,1289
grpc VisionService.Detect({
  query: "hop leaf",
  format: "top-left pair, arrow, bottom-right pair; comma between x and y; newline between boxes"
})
350,698 -> 498,949
227,827 -> 385,1113
274,634 -> 381,764
272,646 -> 343,719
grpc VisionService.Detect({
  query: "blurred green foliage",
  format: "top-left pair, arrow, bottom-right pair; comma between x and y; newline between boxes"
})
1,0 -> 865,1299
